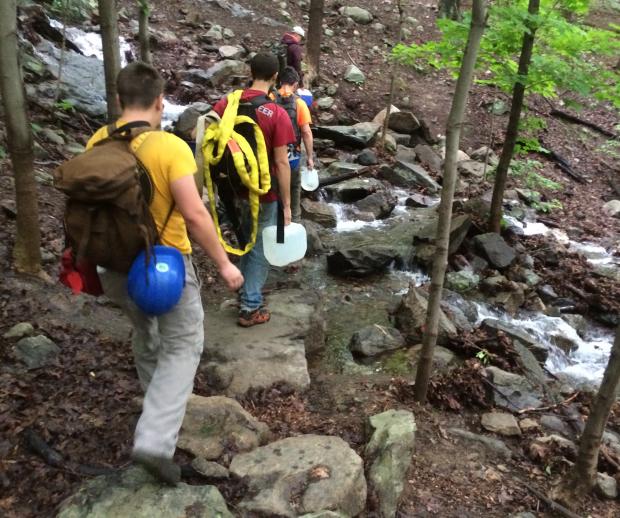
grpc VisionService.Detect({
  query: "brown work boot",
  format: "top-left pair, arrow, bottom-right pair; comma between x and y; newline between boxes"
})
132,451 -> 181,486
238,307 -> 271,327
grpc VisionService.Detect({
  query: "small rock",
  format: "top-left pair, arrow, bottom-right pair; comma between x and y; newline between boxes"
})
354,191 -> 397,219
458,160 -> 489,178
388,111 -> 420,134
14,335 -> 60,369
603,200 -> 620,218
339,6 -> 373,24
327,245 -> 400,277
356,148 -> 378,166
596,472 -> 618,499
178,395 -> 270,460
470,146 -> 499,166
366,410 -> 416,518
481,412 -> 521,437
349,325 -> 405,356
405,193 -> 434,208
448,428 -> 512,459
372,105 -> 400,126
472,233 -> 516,269
519,418 -> 540,432
191,458 -> 230,479
301,199 -> 337,228
561,314 -> 588,339
3,322 -> 34,340
223,28 -> 235,39
206,24 -> 223,41
380,160 -> 440,192
64,142 -> 85,155
540,415 -> 571,436
445,270 -> 480,293
414,144 -> 443,174
218,45 -> 245,59
317,96 -> 335,110
40,127 -> 65,146
344,64 -> 365,84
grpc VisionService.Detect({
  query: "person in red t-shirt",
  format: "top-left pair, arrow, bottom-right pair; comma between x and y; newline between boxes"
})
213,53 -> 296,327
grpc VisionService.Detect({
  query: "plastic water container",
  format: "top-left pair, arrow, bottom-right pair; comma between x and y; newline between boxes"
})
262,222 -> 307,267
300,166 -> 319,191
297,88 -> 313,108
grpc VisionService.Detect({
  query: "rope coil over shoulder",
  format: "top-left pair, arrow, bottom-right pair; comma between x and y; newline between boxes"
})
202,90 -> 272,255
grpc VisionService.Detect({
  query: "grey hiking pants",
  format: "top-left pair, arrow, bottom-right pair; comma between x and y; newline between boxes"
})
99,255 -> 204,460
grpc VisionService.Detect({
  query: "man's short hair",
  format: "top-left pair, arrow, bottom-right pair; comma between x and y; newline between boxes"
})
279,66 -> 300,86
116,62 -> 165,110
250,52 -> 279,81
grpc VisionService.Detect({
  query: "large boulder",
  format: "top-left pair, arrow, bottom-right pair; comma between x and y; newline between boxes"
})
203,289 -> 324,395
339,6 -> 374,24
354,191 -> 397,219
412,214 -> 472,255
183,60 -> 248,87
313,123 -> 379,148
174,102 -> 211,140
366,410 -> 416,518
393,286 -> 457,344
218,44 -> 245,59
380,160 -> 440,193
482,318 -> 548,362
324,161 -> 365,178
388,111 -> 420,134
324,177 -> 384,203
178,395 -> 270,460
472,233 -> 516,269
230,435 -> 367,517
481,412 -> 522,437
57,467 -> 232,518
327,245 -> 400,277
301,199 -> 338,228
373,105 -> 400,126
349,325 -> 405,356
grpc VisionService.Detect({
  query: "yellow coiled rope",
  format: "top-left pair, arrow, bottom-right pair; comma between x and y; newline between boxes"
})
202,90 -> 271,255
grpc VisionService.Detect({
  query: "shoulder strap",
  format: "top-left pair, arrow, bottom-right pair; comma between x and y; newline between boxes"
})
112,120 -> 151,136
248,95 -> 271,109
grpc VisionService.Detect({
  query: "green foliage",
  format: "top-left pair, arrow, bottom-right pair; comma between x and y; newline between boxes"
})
392,0 -> 620,107
598,139 -> 620,159
50,0 -> 97,23
30,122 -> 42,134
0,146 -> 6,160
510,158 -> 563,191
476,349 -> 490,365
54,99 -> 75,112
515,115 -> 547,155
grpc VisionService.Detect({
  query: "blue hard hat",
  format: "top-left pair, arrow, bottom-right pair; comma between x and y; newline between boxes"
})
127,245 -> 186,316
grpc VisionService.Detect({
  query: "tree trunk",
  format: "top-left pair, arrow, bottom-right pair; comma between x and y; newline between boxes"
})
99,0 -> 121,120
379,0 -> 404,150
552,326 -> 620,508
414,0 -> 487,404
0,0 -> 42,275
305,0 -> 324,87
488,0 -> 539,233
438,0 -> 461,20
138,0 -> 151,64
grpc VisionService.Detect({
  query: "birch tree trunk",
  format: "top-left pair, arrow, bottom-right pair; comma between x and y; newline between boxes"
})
488,0 -> 539,233
552,326 -> 620,508
138,0 -> 151,64
414,0 -> 487,403
305,0 -> 324,87
379,0 -> 404,150
0,0 -> 42,274
99,0 -> 121,120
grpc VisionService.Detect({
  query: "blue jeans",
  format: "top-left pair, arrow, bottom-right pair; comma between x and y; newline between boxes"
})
239,201 -> 277,312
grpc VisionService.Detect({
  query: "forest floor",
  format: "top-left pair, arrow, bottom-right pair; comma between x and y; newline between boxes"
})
1,0 -> 620,516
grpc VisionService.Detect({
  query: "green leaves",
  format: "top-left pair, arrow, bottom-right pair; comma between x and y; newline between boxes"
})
394,0 -> 620,107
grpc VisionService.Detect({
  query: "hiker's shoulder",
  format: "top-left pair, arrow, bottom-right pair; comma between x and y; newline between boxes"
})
86,125 -> 110,150
142,131 -> 192,155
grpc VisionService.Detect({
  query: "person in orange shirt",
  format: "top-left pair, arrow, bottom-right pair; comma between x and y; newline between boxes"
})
273,66 -> 314,222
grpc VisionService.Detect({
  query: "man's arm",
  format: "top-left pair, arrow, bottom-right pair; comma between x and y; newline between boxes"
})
300,123 -> 314,169
170,175 -> 243,290
273,145 -> 292,225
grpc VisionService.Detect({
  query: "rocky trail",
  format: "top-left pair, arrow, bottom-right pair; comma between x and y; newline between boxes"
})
1,0 -> 620,516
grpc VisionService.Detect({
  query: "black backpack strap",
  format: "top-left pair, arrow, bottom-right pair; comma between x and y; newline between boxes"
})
112,120 -> 152,135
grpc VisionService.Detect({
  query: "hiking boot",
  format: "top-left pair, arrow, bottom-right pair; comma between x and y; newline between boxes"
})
238,307 -> 271,327
132,451 -> 181,486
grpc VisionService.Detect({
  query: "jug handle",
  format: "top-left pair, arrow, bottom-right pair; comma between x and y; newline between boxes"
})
277,200 -> 285,244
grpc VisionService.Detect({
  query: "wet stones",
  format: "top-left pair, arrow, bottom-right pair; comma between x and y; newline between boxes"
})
349,325 -> 405,356
472,233 -> 516,269
327,245 -> 400,277
301,199 -> 338,228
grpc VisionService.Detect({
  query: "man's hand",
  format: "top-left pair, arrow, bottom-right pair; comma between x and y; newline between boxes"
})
218,262 -> 244,291
307,157 -> 314,169
283,205 -> 292,226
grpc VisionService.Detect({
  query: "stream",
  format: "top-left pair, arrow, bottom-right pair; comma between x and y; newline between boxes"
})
54,20 -> 617,389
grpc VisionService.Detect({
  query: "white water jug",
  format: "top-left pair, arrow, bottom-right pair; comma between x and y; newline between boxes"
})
262,222 -> 307,266
300,166 -> 319,191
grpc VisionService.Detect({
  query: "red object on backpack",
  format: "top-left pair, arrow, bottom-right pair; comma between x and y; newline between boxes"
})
59,248 -> 104,296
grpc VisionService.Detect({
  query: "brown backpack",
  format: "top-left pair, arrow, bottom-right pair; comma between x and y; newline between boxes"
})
54,121 -> 167,273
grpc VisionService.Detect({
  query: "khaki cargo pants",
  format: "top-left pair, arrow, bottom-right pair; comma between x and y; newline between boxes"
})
99,255 -> 203,459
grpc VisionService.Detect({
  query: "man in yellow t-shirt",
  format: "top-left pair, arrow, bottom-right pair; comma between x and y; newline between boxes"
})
87,62 -> 243,485
274,66 -> 314,221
